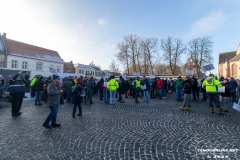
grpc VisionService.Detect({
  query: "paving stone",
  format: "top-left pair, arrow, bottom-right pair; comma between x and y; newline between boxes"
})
0,94 -> 240,159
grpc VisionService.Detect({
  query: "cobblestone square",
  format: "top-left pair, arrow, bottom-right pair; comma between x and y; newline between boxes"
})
0,94 -> 240,160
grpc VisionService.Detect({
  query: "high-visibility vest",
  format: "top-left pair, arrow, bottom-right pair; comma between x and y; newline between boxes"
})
30,78 -> 36,87
107,79 -> 119,91
202,76 -> 221,93
135,80 -> 141,88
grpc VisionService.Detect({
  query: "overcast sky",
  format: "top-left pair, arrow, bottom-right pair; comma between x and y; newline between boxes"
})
0,0 -> 240,74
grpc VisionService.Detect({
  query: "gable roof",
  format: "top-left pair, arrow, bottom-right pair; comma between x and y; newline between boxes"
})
0,35 -> 6,53
229,54 -> 240,62
219,51 -> 236,64
5,38 -> 63,63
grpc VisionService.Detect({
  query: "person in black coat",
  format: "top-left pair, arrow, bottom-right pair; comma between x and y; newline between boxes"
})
179,76 -> 192,111
72,82 -> 86,118
119,78 -> 127,103
8,73 -> 25,116
98,77 -> 104,100
219,79 -> 231,112
35,76 -> 44,105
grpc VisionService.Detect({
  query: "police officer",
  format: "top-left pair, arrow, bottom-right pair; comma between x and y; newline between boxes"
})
8,73 -> 25,117
202,74 -> 224,115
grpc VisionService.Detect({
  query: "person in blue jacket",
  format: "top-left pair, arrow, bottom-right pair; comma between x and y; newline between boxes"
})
72,82 -> 86,118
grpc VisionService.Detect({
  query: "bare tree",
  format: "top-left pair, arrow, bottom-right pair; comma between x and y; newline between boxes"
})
161,36 -> 186,74
116,41 -> 130,74
188,36 -> 213,76
109,59 -> 120,73
124,34 -> 139,73
141,37 -> 159,75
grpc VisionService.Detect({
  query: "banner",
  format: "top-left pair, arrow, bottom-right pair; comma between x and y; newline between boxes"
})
133,72 -> 140,77
201,64 -> 215,72
186,70 -> 194,75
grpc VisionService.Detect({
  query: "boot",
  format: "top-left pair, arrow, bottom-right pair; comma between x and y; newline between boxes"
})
210,107 -> 214,113
217,108 -> 224,115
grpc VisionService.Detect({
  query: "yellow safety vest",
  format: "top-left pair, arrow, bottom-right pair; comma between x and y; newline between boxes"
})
30,78 -> 36,87
135,80 -> 141,88
202,76 -> 221,92
107,79 -> 119,91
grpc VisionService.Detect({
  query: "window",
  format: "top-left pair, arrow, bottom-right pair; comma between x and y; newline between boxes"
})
12,60 -> 18,68
36,62 -> 43,71
22,61 -> 28,69
0,55 -> 4,62
79,70 -> 81,74
49,65 -> 54,71
57,66 -> 61,72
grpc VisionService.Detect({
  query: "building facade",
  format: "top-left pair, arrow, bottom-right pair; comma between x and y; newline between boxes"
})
64,61 -> 75,73
218,44 -> 240,78
0,33 -> 64,78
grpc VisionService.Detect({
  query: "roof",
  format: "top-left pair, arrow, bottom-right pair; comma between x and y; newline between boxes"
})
5,38 -> 63,63
219,51 -> 236,64
229,54 -> 240,62
89,65 -> 101,71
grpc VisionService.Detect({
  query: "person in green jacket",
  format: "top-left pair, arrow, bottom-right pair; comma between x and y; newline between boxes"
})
175,76 -> 184,101
202,74 -> 224,115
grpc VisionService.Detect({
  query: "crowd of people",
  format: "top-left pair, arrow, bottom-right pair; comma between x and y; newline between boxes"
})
5,72 -> 240,129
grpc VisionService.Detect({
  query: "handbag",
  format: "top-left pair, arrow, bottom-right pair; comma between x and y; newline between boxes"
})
233,102 -> 240,112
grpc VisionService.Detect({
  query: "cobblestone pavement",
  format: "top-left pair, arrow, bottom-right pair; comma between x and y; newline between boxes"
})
0,94 -> 240,160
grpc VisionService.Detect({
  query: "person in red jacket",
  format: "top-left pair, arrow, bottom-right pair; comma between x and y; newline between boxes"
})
156,78 -> 164,99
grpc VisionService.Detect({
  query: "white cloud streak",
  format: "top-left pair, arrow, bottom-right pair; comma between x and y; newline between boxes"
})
189,10 -> 227,37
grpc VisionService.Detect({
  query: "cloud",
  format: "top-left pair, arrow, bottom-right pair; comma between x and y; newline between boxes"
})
97,18 -> 109,26
189,10 -> 227,37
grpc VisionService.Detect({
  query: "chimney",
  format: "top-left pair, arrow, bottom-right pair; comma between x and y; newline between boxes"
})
2,33 -> 6,39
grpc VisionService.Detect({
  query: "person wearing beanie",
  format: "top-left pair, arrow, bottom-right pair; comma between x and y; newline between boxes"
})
43,75 -> 63,129
8,73 -> 25,117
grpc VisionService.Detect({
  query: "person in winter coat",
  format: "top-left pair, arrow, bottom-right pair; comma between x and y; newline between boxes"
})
219,79 -> 231,112
141,76 -> 150,104
84,76 -> 95,105
175,76 -> 183,101
229,77 -> 238,104
98,77 -> 104,100
179,76 -> 192,111
43,75 -> 63,129
156,78 -> 164,99
63,77 -> 73,103
119,77 -> 127,103
202,74 -> 224,115
72,82 -> 86,118
8,73 -> 25,116
35,76 -> 44,105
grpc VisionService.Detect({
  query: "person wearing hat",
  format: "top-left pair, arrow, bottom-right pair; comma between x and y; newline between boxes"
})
72,82 -> 86,118
202,74 -> 224,115
35,76 -> 44,105
43,75 -> 63,129
8,73 -> 25,116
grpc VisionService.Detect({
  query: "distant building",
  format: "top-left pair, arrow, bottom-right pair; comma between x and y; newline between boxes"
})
0,33 -> 64,78
74,63 -> 96,76
64,61 -> 75,73
218,44 -> 240,78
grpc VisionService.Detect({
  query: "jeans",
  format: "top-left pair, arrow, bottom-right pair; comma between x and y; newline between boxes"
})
176,89 -> 183,100
85,90 -> 93,104
35,91 -> 43,105
109,90 -> 116,105
183,94 -> 191,108
207,93 -> 220,108
162,89 -> 167,97
73,103 -> 82,116
192,89 -> 197,100
103,90 -> 108,104
65,90 -> 72,102
121,94 -> 125,102
220,96 -> 231,111
144,91 -> 150,104
157,89 -> 162,98
44,105 -> 58,125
